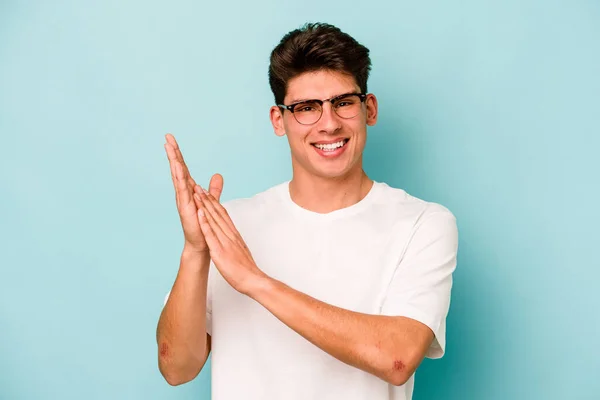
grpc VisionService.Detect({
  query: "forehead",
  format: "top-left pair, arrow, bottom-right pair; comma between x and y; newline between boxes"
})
285,70 -> 360,104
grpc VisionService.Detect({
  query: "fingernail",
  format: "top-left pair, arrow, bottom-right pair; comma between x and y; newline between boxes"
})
198,209 -> 204,217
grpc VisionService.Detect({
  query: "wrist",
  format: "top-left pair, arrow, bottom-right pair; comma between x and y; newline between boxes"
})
182,243 -> 210,258
180,245 -> 211,271
245,273 -> 278,301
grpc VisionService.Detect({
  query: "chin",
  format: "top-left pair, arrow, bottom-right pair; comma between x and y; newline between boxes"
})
311,163 -> 358,180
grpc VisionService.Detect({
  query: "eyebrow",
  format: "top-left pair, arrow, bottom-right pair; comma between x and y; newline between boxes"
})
287,92 -> 357,105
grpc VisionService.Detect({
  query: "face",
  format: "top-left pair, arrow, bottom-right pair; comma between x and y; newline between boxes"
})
270,70 -> 378,181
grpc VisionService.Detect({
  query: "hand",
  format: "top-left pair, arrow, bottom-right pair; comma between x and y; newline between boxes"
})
193,186 -> 268,295
164,133 -> 223,253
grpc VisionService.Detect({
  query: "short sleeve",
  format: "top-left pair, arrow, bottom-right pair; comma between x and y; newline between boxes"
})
380,211 -> 458,359
163,265 -> 213,335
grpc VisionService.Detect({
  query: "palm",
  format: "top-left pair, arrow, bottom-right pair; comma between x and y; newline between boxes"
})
164,133 -> 223,252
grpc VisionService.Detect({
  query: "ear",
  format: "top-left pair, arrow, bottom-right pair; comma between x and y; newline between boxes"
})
365,94 -> 378,126
270,106 -> 286,137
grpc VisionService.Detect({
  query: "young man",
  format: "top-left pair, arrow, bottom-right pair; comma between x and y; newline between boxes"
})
157,22 -> 458,400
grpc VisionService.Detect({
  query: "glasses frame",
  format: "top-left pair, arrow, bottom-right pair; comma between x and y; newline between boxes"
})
277,92 -> 368,125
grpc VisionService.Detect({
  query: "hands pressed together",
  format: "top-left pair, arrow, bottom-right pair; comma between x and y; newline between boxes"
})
194,186 -> 269,295
164,133 -> 268,296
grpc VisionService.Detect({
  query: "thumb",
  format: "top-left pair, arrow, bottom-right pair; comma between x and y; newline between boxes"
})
208,173 -> 224,202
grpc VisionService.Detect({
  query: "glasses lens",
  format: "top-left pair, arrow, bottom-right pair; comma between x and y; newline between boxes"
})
292,101 -> 322,125
332,95 -> 362,119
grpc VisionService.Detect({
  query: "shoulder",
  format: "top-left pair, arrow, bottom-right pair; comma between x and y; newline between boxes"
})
373,183 -> 458,266
373,181 -> 457,229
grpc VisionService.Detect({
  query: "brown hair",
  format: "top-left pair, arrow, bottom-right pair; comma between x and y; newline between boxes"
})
268,22 -> 372,105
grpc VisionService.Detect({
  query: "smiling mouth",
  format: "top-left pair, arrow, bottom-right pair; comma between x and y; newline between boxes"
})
311,138 -> 350,151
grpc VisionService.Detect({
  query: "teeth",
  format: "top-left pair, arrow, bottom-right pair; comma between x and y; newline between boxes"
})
314,140 -> 346,151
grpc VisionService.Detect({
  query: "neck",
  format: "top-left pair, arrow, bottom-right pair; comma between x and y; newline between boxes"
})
288,168 -> 373,214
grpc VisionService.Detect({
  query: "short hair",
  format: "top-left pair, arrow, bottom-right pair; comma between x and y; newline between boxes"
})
268,22 -> 372,105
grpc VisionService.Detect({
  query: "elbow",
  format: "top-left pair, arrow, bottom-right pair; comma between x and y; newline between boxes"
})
162,371 -> 191,387
164,370 -> 201,386
159,359 -> 202,386
379,352 -> 419,387
382,360 -> 413,386
386,369 -> 411,387
157,343 -> 204,386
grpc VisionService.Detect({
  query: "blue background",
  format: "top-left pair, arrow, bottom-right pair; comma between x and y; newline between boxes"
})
1,1 -> 598,399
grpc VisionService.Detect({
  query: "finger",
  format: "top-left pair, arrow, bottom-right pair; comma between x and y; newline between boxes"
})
192,186 -> 204,211
164,142 -> 179,171
202,189 -> 250,251
169,156 -> 180,205
196,197 -> 224,247
198,191 -> 237,243
176,147 -> 196,188
165,133 -> 177,147
165,134 -> 197,188
165,143 -> 180,204
175,160 -> 191,207
193,185 -> 204,209
195,185 -> 236,233
208,173 -> 224,202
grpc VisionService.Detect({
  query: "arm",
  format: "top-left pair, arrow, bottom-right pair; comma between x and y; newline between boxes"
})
249,279 -> 434,386
246,211 -> 458,386
157,134 -> 223,386
156,248 -> 212,386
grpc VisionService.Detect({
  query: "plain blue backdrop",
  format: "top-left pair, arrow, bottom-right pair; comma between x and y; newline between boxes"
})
1,1 -> 598,399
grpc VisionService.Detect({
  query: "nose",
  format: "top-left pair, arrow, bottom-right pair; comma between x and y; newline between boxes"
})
316,102 -> 342,134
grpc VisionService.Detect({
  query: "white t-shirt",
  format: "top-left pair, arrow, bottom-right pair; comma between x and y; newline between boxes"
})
163,180 -> 458,400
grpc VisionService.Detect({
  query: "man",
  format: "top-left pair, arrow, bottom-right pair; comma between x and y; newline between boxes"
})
156,22 -> 458,400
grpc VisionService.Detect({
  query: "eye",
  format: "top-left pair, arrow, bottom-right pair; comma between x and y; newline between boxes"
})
333,96 -> 357,108
293,101 -> 320,113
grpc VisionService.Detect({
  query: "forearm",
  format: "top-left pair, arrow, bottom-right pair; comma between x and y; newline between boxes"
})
157,247 -> 211,385
250,277 -> 429,386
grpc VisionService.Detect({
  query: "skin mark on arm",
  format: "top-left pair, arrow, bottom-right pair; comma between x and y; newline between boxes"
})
159,342 -> 169,358
393,360 -> 406,371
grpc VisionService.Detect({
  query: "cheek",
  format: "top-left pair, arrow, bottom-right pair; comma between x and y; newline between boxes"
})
285,126 -> 313,146
351,135 -> 367,153
348,122 -> 367,144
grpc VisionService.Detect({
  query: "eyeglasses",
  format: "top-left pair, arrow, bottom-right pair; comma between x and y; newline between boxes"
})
278,92 -> 367,125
